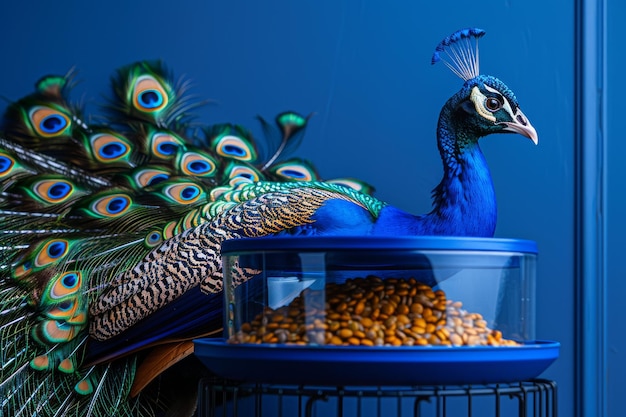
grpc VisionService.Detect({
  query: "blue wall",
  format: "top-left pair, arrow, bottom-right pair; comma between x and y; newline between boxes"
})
0,1 -> 579,416
607,0 -> 625,415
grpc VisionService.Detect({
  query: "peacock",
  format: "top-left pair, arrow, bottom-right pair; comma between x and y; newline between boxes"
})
0,28 -> 537,417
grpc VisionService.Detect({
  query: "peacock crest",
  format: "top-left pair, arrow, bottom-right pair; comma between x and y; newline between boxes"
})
431,27 -> 485,81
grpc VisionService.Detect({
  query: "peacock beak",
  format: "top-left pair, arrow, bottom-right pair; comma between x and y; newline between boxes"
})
501,108 -> 538,145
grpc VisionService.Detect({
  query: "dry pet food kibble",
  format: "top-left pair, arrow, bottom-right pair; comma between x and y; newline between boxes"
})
229,276 -> 520,347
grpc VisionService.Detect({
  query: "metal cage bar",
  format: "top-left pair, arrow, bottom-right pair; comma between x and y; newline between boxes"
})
198,379 -> 557,417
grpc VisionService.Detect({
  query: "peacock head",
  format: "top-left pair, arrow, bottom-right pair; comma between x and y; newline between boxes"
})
454,74 -> 538,144
432,28 -> 538,145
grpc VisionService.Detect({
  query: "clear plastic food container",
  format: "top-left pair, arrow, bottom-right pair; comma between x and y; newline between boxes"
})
194,236 -> 558,385
222,236 -> 537,347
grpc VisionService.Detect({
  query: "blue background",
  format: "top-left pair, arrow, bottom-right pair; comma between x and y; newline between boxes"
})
2,1 -> 619,416
607,1 -> 625,416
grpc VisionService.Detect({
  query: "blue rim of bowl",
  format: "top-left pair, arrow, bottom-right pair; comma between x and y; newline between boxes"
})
221,236 -> 538,254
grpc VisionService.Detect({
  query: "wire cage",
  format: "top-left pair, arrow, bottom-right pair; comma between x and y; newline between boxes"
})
197,378 -> 557,417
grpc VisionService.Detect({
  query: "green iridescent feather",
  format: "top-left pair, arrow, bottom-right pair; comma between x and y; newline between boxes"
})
0,60 -> 378,417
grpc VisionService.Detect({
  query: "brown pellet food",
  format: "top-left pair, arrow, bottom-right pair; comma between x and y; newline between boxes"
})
228,276 -> 520,347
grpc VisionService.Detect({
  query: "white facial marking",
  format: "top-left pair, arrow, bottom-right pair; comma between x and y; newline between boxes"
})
470,87 -> 496,122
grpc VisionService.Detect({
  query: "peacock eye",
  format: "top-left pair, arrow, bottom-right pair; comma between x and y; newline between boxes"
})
485,97 -> 502,112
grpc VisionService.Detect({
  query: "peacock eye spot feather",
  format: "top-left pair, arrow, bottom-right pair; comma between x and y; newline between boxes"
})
132,75 -> 169,113
150,132 -> 185,159
145,230 -> 163,247
213,134 -> 256,161
226,165 -> 260,183
279,169 -> 307,180
134,168 -> 171,188
90,194 -> 132,217
163,182 -> 203,204
181,186 -> 200,200
138,90 -> 164,109
41,115 -> 67,133
148,174 -> 169,186
29,106 -> 72,137
62,273 -> 78,288
159,143 -> 178,155
47,241 -> 66,258
179,152 -> 217,177
35,239 -> 70,267
47,271 -> 82,300
58,300 -> 73,311
102,143 -> 125,158
108,197 -> 128,214
271,161 -> 317,181
33,179 -> 74,203
49,183 -> 71,199
0,155 -> 14,174
89,133 -> 132,162
33,239 -> 70,268
190,161 -> 209,172
224,145 -> 245,157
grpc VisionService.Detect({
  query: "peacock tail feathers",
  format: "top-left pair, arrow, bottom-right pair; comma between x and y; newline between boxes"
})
2,69 -> 85,148
256,111 -> 310,171
106,60 -> 199,130
0,59 -> 377,417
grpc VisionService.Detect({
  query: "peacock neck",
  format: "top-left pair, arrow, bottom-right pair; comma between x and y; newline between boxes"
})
425,101 -> 497,236
372,93 -> 497,237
